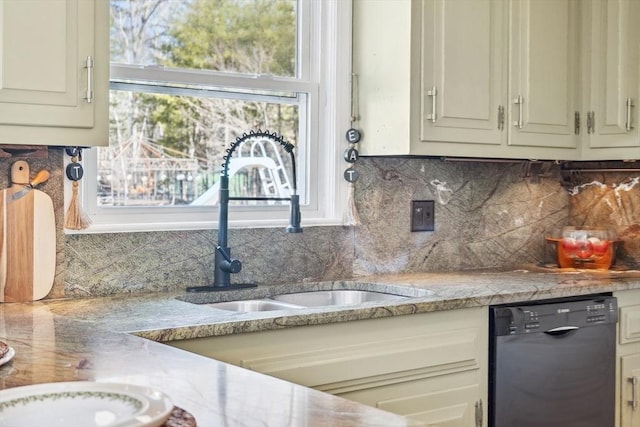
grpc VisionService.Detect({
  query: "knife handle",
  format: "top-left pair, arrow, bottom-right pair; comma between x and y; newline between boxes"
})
30,170 -> 50,187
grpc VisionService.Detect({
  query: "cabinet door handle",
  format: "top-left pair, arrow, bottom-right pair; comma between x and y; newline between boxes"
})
626,98 -> 634,131
587,111 -> 594,134
629,376 -> 638,410
84,56 -> 94,103
475,399 -> 483,427
475,399 -> 484,427
513,95 -> 524,129
427,86 -> 437,123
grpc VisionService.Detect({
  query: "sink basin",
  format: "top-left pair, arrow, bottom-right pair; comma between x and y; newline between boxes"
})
205,299 -> 304,312
184,288 -> 417,312
270,290 -> 409,307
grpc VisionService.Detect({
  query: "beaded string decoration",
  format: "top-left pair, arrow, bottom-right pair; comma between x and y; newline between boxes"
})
64,147 -> 91,230
343,72 -> 362,226
343,128 -> 361,226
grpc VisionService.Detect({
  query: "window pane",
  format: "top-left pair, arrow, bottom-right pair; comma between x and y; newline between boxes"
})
100,89 -> 300,207
110,0 -> 298,78
104,0 -> 304,209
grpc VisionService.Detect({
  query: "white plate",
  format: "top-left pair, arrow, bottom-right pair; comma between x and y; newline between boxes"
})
0,381 -> 173,427
0,346 -> 15,367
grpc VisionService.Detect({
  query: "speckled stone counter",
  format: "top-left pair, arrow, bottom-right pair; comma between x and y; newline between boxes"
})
0,303 -> 422,426
40,267 -> 640,342
3,267 -> 640,426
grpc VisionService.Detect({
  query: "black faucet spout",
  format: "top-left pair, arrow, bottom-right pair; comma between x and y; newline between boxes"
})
186,130 -> 302,293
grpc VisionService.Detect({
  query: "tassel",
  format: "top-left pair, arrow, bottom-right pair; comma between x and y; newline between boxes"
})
64,181 -> 91,230
343,181 -> 361,226
64,150 -> 91,230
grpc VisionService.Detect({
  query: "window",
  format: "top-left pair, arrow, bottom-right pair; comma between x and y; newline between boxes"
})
76,0 -> 351,232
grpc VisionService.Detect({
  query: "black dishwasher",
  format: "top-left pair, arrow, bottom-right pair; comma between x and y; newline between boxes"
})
489,294 -> 617,427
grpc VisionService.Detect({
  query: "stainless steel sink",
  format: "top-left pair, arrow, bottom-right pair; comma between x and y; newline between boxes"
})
205,299 -> 304,312
270,290 -> 409,307
188,288 -> 416,312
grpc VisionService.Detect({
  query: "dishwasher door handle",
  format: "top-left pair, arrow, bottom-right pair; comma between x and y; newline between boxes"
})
544,326 -> 580,336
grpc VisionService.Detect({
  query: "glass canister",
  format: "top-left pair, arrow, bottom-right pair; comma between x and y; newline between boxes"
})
555,226 -> 617,269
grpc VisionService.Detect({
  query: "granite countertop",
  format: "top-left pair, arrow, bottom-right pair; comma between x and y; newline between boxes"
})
40,266 -> 640,341
2,267 -> 640,426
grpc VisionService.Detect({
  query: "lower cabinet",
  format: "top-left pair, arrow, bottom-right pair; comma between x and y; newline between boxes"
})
614,290 -> 640,427
337,370 -> 483,426
621,354 -> 640,427
168,307 -> 488,426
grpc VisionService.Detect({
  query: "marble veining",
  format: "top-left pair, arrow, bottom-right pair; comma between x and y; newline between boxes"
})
63,158 -> 572,298
40,268 -> 640,342
0,306 -> 419,427
0,153 -> 634,299
4,269 -> 640,426
353,159 -> 568,275
568,171 -> 640,268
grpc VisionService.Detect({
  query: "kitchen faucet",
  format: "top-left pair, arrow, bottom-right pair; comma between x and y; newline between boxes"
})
187,130 -> 302,292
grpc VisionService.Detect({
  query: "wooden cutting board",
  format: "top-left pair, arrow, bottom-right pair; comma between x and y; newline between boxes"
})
0,161 -> 56,302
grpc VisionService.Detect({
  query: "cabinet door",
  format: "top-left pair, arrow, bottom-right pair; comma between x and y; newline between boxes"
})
583,0 -> 640,160
353,0 -> 414,155
509,0 -> 580,151
340,372 -> 484,427
420,0 -> 506,149
0,0 -> 108,146
168,307 -> 488,425
616,291 -> 640,427
621,354 -> 640,427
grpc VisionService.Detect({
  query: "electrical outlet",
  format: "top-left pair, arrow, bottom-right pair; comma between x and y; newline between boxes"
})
411,200 -> 434,232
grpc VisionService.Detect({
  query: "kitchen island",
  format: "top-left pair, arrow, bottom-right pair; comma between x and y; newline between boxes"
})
0,302 -> 422,426
2,267 -> 640,426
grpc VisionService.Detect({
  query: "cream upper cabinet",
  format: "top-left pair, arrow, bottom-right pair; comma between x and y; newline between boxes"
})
581,0 -> 640,161
508,0 -> 580,154
419,0 -> 580,160
0,0 -> 108,146
352,0 -> 415,155
356,0 -> 581,159
419,0 -> 507,150
356,0 -> 638,161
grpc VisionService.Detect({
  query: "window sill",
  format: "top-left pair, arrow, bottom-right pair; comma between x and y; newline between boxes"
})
63,216 -> 348,234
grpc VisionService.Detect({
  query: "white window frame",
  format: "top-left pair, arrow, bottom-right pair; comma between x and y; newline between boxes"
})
66,0 -> 351,234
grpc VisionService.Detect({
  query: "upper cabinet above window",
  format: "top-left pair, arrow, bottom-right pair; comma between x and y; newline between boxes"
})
0,0 -> 108,146
354,0 -> 640,161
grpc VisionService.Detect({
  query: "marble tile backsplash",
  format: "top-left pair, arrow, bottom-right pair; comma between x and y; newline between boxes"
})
66,226 -> 355,297
6,150 -> 640,298
353,158 -> 569,275
565,171 -> 640,268
64,157 -> 572,297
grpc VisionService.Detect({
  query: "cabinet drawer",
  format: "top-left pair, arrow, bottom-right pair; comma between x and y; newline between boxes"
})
242,326 -> 483,391
620,304 -> 640,345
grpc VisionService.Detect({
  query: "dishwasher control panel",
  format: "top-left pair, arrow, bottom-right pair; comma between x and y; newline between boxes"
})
492,295 -> 617,336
